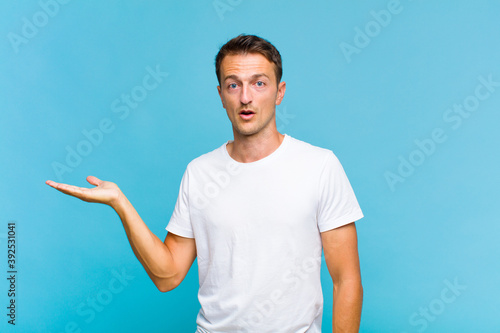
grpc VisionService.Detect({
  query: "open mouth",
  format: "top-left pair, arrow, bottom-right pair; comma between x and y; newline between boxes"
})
239,110 -> 255,120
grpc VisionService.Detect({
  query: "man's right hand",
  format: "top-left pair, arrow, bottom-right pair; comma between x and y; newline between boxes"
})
46,175 -> 196,292
46,176 -> 123,208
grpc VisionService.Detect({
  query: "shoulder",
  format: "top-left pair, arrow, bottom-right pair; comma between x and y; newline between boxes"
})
184,142 -> 228,172
286,135 -> 337,164
285,136 -> 348,179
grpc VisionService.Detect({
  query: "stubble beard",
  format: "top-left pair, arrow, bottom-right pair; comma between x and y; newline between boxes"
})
232,110 -> 277,138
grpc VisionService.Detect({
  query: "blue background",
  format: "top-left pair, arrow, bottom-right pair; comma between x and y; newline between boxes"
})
1,0 -> 499,332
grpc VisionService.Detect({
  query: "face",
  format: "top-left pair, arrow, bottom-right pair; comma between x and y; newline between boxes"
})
217,53 -> 286,138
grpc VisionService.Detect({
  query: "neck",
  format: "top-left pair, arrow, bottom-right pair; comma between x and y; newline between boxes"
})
227,130 -> 284,163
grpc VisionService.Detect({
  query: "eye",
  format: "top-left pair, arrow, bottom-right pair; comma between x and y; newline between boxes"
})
256,81 -> 264,87
228,83 -> 238,89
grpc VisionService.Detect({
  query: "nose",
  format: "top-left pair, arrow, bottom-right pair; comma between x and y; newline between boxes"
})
240,84 -> 252,105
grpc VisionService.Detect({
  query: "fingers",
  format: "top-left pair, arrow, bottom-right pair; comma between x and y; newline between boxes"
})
45,180 -> 57,188
46,180 -> 68,191
47,177 -> 102,189
45,180 -> 89,200
86,176 -> 102,187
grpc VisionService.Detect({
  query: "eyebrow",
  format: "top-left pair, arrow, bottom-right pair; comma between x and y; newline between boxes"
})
223,73 -> 270,82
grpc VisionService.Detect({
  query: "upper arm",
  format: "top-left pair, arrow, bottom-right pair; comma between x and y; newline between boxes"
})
163,232 -> 197,288
321,222 -> 361,284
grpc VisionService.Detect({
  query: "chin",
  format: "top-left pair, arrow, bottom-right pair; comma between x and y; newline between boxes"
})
234,125 -> 261,136
236,129 -> 259,136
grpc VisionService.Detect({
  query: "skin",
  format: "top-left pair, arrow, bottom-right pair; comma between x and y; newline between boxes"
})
217,53 -> 286,163
46,52 -> 362,332
45,176 -> 196,292
322,223 -> 363,332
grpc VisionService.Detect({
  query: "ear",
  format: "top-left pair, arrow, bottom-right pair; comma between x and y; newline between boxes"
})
275,81 -> 286,105
217,85 -> 225,108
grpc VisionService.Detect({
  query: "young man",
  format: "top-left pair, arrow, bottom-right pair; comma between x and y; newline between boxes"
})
46,34 -> 364,333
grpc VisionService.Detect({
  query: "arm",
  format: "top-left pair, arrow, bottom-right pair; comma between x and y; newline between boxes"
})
46,176 -> 196,292
321,222 -> 363,333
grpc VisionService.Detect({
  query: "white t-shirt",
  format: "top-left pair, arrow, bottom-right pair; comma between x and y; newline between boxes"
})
166,134 -> 363,333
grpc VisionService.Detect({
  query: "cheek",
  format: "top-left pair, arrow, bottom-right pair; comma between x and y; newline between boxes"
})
263,93 -> 278,107
223,93 -> 239,107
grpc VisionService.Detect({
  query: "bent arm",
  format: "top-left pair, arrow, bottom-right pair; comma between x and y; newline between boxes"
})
46,177 -> 196,292
113,194 -> 196,292
321,222 -> 363,333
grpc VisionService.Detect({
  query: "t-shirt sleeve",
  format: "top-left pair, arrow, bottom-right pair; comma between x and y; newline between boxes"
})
165,166 -> 195,238
317,151 -> 364,232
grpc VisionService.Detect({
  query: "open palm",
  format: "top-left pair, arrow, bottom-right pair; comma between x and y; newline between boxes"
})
46,176 -> 122,207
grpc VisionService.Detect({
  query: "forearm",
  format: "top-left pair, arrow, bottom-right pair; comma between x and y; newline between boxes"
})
46,177 -> 181,290
112,193 -> 177,289
332,279 -> 363,333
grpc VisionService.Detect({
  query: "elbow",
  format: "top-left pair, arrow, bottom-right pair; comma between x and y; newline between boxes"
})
154,275 -> 181,293
157,284 -> 174,293
156,283 -> 176,293
147,265 -> 181,292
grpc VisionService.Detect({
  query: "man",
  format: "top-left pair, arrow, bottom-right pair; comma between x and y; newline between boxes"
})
46,34 -> 364,332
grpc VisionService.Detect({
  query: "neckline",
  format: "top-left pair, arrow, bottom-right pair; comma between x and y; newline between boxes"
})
223,134 -> 290,166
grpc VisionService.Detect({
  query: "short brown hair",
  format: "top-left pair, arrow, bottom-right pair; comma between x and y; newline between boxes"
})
215,34 -> 283,86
